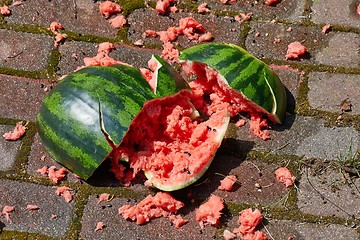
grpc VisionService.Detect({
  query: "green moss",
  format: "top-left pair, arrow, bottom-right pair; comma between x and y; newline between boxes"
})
0,231 -> 54,240
115,26 -> 131,44
118,0 -> 146,17
13,121 -> 37,175
64,32 -> 113,44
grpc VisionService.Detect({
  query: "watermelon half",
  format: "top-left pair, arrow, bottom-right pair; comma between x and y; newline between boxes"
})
178,43 -> 287,139
37,60 -> 229,191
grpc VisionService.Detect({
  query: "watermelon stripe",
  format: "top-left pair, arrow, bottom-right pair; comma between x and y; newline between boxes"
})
37,114 -> 102,178
40,90 -> 111,156
65,67 -> 154,145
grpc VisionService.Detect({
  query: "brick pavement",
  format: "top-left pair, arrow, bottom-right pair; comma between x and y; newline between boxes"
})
0,0 -> 359,239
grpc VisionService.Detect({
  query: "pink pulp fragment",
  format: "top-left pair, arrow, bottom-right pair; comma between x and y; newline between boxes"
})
118,192 -> 184,225
3,121 -> 27,141
285,41 -> 307,60
195,195 -> 224,229
97,193 -> 111,204
0,5 -> 11,15
99,0 -> 122,18
218,175 -> 237,191
95,221 -> 106,232
275,167 -> 296,188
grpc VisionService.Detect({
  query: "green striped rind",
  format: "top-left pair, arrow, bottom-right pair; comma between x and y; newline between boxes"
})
151,55 -> 190,97
37,65 -> 157,179
178,43 -> 287,123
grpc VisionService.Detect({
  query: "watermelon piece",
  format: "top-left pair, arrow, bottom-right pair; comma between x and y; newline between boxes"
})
38,64 -> 156,179
37,59 -> 229,191
178,43 -> 287,127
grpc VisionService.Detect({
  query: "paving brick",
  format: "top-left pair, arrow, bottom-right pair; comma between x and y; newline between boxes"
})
264,219 -> 359,240
80,195 -> 216,240
188,157 -> 288,205
231,115 -> 320,156
0,29 -> 53,71
27,133 -> 80,183
298,167 -> 360,220
185,0 -> 305,21
308,72 -> 360,114
0,125 -> 22,171
127,9 -> 242,48
245,21 -> 335,65
5,0 -> 117,38
295,222 -> 359,240
295,125 -> 359,161
0,74 -> 47,120
58,41 -> 160,76
310,0 -> 360,29
109,44 -> 161,69
224,219 -> 300,240
232,111 -> 359,161
0,179 -> 74,237
314,32 -> 360,68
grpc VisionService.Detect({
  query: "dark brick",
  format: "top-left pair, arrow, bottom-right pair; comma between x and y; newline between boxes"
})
188,0 -> 305,21
0,29 -> 53,71
295,222 -> 359,240
0,125 -> 22,171
298,167 -> 360,220
310,0 -> 360,29
308,72 -> 360,114
265,220 -> 359,240
127,9 -> 242,48
57,41 -> 99,75
230,115 -> 319,157
188,158 -> 288,205
27,133 -> 81,183
245,21 -> 329,65
80,195 -> 216,240
0,75 -> 47,120
5,0 -> 117,38
58,41 -> 160,76
295,125 -> 359,161
0,179 -> 74,237
232,113 -> 359,161
314,32 -> 360,68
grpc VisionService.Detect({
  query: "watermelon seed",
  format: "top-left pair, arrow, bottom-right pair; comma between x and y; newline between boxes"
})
184,151 -> 191,156
206,126 -> 212,131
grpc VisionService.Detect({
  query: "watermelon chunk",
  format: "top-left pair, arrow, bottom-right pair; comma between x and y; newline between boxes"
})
178,43 -> 287,139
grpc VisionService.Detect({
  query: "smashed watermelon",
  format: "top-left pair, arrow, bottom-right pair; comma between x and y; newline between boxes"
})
37,43 -> 286,191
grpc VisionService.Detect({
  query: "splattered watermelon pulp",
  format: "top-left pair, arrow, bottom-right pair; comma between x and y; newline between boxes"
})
110,90 -> 230,191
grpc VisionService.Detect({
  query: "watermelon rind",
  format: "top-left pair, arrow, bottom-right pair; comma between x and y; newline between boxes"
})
178,43 -> 287,124
37,65 -> 158,180
151,54 -> 190,97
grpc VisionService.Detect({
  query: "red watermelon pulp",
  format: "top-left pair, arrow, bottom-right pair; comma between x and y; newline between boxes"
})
110,90 -> 230,191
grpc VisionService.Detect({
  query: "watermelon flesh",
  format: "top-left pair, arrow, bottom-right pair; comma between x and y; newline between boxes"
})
182,61 -> 272,140
110,90 -> 230,191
